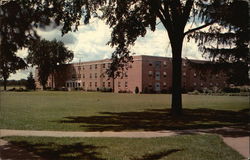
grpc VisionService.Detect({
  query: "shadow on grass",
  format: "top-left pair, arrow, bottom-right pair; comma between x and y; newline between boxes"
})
131,149 -> 182,160
59,108 -> 249,137
4,141 -> 105,160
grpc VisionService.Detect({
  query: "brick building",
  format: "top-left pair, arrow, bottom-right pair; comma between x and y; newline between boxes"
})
35,55 -> 227,93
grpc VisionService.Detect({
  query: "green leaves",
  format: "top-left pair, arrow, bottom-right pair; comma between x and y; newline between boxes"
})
27,39 -> 74,88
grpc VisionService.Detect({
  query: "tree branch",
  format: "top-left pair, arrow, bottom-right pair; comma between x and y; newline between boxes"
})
182,0 -> 194,25
184,21 -> 216,36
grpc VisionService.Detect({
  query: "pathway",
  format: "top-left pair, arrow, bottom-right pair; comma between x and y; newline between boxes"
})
0,128 -> 249,159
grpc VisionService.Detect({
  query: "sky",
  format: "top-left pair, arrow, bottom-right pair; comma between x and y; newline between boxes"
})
10,18 -> 205,80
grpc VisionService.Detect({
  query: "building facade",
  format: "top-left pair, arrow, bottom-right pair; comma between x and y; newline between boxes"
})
35,55 -> 227,93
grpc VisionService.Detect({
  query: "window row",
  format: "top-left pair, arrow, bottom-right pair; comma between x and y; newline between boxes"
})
193,82 -> 220,87
72,73 -> 128,79
148,71 -> 167,77
118,81 -> 128,88
75,63 -> 111,71
147,82 -> 167,88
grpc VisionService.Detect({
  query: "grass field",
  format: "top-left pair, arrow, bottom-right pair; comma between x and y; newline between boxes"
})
0,91 -> 249,131
3,135 -> 243,160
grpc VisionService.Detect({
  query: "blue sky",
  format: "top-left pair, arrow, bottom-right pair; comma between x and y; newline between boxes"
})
11,18 -> 205,80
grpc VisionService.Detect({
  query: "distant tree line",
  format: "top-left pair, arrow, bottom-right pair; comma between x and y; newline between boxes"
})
0,72 -> 36,91
0,79 -> 26,86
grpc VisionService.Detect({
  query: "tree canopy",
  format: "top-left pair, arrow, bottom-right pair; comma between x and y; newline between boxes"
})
27,39 -> 74,89
0,49 -> 27,90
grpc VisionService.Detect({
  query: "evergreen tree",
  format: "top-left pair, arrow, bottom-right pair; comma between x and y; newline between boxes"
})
189,0 -> 249,86
26,72 -> 36,90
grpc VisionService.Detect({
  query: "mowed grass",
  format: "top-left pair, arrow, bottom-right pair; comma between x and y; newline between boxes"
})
0,91 -> 249,131
3,135 -> 243,160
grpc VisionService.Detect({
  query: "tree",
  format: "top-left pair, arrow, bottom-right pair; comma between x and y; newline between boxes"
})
25,72 -> 36,90
27,39 -> 74,90
0,0 -> 54,90
0,50 -> 27,90
189,0 -> 249,86
95,0 -> 235,115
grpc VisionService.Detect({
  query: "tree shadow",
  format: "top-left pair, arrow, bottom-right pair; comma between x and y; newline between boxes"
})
4,141 -> 106,160
59,108 -> 249,137
131,149 -> 182,160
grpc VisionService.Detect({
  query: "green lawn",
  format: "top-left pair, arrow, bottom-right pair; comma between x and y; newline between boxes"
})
3,135 -> 243,160
0,91 -> 249,131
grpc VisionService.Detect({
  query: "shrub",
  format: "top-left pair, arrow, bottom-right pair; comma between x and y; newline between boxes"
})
223,87 -> 240,93
99,87 -> 112,92
135,86 -> 139,94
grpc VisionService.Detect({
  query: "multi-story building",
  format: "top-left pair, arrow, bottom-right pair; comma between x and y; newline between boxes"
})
35,55 -> 227,93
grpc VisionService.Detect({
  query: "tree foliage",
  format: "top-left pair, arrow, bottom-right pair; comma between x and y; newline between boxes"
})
27,39 -> 74,89
0,50 -> 27,90
25,72 -> 36,90
188,0 -> 249,85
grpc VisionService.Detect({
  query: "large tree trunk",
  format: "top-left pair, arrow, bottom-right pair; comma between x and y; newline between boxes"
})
170,35 -> 184,115
3,77 -> 7,91
112,77 -> 115,93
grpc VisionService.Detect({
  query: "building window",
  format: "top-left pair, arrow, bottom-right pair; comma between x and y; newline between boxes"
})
183,72 -> 186,76
95,82 -> 97,87
183,62 -> 186,67
95,64 -> 97,69
118,82 -> 121,87
210,82 -> 213,86
78,66 -> 81,70
108,82 -> 111,87
148,71 -> 153,76
154,61 -> 161,68
90,82 -> 92,87
163,82 -> 167,87
194,73 -> 197,77
216,74 -> 219,78
83,82 -> 85,86
149,62 -> 152,66
108,63 -> 111,68
163,61 -> 167,66
163,72 -> 167,77
82,66 -> 85,70
155,71 -> 160,80
193,82 -> 197,86
78,74 -> 81,78
125,82 -> 128,87
90,73 -> 92,78
90,65 -> 92,69
103,82 -> 105,87
95,73 -> 97,78
148,84 -> 152,88
103,64 -> 105,68
72,74 -> 76,79
201,83 -> 203,86
83,74 -> 85,78
78,83 -> 81,87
